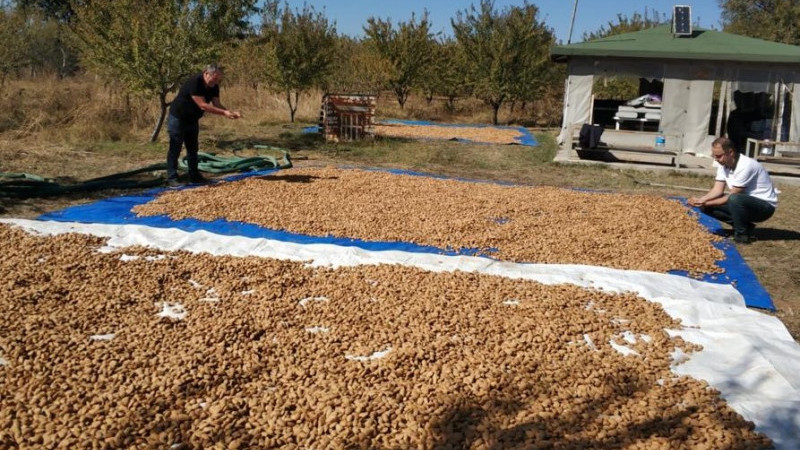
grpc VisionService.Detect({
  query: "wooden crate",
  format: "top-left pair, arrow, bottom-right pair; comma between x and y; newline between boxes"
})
318,93 -> 376,142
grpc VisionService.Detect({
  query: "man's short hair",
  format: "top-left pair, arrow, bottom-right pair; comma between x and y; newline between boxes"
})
204,64 -> 224,75
712,137 -> 736,153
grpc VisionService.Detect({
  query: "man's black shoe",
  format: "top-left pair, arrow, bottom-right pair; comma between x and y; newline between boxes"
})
734,234 -> 753,244
166,178 -> 181,187
189,174 -> 209,184
715,229 -> 734,237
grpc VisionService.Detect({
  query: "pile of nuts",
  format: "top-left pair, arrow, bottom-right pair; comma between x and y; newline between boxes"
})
0,224 -> 769,448
374,123 -> 524,144
134,167 -> 724,274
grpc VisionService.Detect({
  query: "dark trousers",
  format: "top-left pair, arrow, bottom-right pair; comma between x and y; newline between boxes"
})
702,193 -> 775,238
166,115 -> 200,180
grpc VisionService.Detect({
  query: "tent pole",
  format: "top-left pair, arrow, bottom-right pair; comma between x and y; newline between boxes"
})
777,82 -> 786,142
725,78 -> 733,138
559,65 -> 572,144
715,81 -> 726,138
770,80 -> 783,142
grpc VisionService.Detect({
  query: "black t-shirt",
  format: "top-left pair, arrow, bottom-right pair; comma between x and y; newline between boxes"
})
169,73 -> 220,122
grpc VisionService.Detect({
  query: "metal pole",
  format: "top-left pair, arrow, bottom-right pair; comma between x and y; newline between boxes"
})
567,0 -> 579,44
715,81 -> 726,138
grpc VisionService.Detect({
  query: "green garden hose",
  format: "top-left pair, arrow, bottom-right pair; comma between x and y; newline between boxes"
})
178,150 -> 292,173
1,148 -> 292,198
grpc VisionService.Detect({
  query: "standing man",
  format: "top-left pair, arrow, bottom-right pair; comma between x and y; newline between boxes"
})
688,137 -> 778,244
166,64 -> 241,186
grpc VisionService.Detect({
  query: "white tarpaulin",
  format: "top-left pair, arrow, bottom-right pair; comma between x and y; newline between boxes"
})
3,218 -> 800,448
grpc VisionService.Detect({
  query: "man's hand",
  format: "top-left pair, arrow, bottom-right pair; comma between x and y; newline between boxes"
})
687,197 -> 704,207
224,110 -> 242,119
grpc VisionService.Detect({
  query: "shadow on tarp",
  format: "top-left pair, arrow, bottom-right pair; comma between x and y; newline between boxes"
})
37,168 -> 773,311
302,119 -> 538,147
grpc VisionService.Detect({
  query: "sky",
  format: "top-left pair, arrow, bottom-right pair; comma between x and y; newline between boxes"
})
281,1 -> 722,44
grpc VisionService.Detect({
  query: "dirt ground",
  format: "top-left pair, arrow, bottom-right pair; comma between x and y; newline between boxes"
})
1,130 -> 798,343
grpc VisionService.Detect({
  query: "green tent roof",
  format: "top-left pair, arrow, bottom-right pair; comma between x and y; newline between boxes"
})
551,25 -> 800,64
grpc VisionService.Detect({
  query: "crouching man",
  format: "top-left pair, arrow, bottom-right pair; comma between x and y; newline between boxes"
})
688,137 -> 778,244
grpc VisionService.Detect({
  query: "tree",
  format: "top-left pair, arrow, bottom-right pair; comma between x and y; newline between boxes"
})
581,8 -> 667,41
452,1 -> 555,125
417,38 -> 447,106
326,36 -> 389,94
582,9 -> 667,100
0,4 -> 29,86
505,4 -> 558,115
364,11 -> 436,109
720,0 -> 800,45
17,0 -> 77,22
69,0 -> 258,142
15,1 -> 80,78
424,38 -> 470,111
20,10 -> 79,78
225,36 -> 278,90
261,2 -> 337,122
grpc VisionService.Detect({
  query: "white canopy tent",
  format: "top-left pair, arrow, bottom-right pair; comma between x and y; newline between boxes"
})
552,26 -> 800,157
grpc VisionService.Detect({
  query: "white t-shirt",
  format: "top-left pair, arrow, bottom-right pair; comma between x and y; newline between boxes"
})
714,154 -> 778,207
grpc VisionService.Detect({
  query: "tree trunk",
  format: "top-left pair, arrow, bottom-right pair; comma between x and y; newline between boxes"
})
125,93 -> 132,118
492,102 -> 500,125
150,91 -> 168,143
446,96 -> 457,112
395,86 -> 408,110
287,90 -> 299,123
60,47 -> 68,80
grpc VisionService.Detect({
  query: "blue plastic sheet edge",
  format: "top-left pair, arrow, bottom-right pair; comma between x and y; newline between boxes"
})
37,169 -> 470,257
302,119 -> 538,147
670,199 -> 775,310
36,168 -> 774,311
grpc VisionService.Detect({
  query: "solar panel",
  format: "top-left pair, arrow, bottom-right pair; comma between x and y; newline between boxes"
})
673,5 -> 692,36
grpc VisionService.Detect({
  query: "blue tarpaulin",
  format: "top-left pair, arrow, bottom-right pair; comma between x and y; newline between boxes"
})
37,168 -> 774,310
674,205 -> 775,310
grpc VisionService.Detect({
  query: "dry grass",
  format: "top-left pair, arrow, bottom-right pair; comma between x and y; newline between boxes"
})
0,77 -> 547,151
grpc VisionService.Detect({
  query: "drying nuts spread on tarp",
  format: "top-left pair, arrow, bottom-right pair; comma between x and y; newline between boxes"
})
0,224 -> 769,448
134,167 -> 724,275
374,123 -> 524,144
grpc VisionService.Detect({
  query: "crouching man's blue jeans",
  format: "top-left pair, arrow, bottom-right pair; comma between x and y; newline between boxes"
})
702,193 -> 775,241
